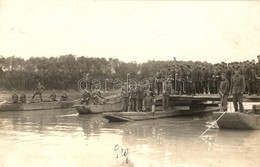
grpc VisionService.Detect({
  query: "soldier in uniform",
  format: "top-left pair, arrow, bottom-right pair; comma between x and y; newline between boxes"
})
121,82 -> 130,112
255,55 -> 260,96
130,88 -> 137,111
136,84 -> 144,111
144,92 -> 153,112
32,82 -> 45,101
185,65 -> 192,95
201,67 -> 208,94
92,89 -> 104,105
207,66 -> 214,94
60,92 -> 68,101
49,91 -> 57,101
191,66 -> 199,96
250,62 -> 257,95
212,66 -> 221,94
12,91 -> 19,103
156,70 -> 163,95
219,73 -> 230,111
177,66 -> 185,95
163,81 -> 172,110
81,90 -> 91,105
20,92 -> 26,103
230,69 -> 245,112
149,73 -> 155,96
241,61 -> 251,95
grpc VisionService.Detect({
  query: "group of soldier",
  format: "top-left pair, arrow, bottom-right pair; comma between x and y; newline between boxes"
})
121,55 -> 260,113
120,80 -> 172,112
148,57 -> 260,97
80,89 -> 104,105
10,55 -> 260,113
12,82 -> 70,103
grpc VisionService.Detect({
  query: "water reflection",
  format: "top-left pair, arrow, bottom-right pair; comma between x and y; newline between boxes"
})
0,109 -> 260,167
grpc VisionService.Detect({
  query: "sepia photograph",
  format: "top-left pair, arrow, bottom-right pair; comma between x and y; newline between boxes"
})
0,0 -> 260,166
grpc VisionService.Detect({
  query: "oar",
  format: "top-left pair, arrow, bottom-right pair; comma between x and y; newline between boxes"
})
199,111 -> 226,138
244,109 -> 253,114
67,97 -> 81,102
0,98 -> 10,103
199,93 -> 226,138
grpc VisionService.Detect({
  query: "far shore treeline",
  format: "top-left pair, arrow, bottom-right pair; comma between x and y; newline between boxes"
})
0,54 -> 243,91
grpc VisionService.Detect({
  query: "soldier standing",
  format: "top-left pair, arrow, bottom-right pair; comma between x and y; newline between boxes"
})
185,65 -> 192,95
219,73 -> 230,111
255,55 -> 260,96
213,67 -> 221,94
201,67 -> 208,94
207,66 -> 214,94
149,73 -> 155,96
144,92 -> 153,112
177,66 -> 185,95
250,63 -> 257,94
32,82 -> 45,101
163,81 -> 171,110
191,66 -> 199,96
156,70 -> 163,95
241,61 -> 251,95
121,82 -> 130,112
136,85 -> 144,111
130,88 -> 137,111
230,69 -> 245,112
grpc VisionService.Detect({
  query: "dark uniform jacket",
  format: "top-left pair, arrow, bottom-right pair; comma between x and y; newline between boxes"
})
255,62 -> 260,77
20,94 -> 26,103
35,84 -> 44,93
201,69 -> 208,82
186,69 -> 192,82
130,89 -> 137,99
82,91 -> 91,100
121,85 -> 129,98
164,84 -> 172,96
230,74 -> 245,94
250,67 -> 257,82
241,65 -> 251,80
12,93 -> 18,103
219,79 -> 230,95
136,87 -> 144,100
191,68 -> 199,82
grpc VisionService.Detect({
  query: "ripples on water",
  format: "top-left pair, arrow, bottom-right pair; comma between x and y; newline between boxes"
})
0,108 -> 260,167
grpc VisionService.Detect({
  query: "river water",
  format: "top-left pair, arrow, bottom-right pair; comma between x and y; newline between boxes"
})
0,106 -> 260,167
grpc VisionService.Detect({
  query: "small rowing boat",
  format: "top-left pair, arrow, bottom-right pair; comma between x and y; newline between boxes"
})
74,102 -> 123,114
0,100 -> 75,112
103,107 -> 219,122
213,105 -> 260,129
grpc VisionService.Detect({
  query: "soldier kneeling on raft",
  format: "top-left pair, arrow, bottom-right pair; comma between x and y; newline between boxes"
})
12,91 -> 19,103
60,92 -> 69,101
92,89 -> 104,105
49,91 -> 57,101
20,92 -> 26,103
81,90 -> 91,105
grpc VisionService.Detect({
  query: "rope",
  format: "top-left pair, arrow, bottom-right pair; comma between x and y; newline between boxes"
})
199,111 -> 226,138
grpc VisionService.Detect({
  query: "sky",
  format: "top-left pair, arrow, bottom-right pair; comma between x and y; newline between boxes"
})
0,0 -> 260,64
